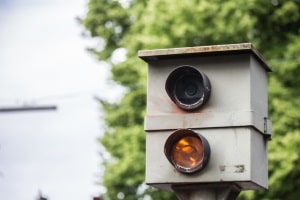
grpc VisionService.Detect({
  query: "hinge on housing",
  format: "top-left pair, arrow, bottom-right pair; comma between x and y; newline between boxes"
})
264,117 -> 272,140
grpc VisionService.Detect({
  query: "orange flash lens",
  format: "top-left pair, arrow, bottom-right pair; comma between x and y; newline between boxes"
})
172,136 -> 204,169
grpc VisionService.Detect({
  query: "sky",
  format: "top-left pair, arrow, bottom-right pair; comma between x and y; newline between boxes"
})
0,0 -> 123,199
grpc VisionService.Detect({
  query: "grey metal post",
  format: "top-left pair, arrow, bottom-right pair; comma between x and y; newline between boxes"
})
172,184 -> 241,200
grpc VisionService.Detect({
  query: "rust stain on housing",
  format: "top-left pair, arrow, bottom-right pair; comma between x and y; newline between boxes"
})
219,165 -> 226,172
234,165 -> 245,173
219,165 -> 245,173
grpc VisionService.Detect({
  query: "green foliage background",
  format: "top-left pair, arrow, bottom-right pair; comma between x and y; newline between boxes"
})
81,0 -> 300,199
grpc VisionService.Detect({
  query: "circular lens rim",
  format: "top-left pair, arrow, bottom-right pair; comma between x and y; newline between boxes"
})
165,66 -> 211,111
164,129 -> 211,174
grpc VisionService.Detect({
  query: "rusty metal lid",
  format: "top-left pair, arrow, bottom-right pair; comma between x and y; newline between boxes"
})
138,43 -> 272,72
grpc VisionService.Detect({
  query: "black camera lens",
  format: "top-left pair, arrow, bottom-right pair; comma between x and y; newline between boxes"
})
174,74 -> 204,105
165,66 -> 211,111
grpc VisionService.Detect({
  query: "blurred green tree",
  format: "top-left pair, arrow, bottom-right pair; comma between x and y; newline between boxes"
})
81,0 -> 300,199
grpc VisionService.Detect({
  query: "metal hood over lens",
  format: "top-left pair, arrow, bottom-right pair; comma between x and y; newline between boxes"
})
165,66 -> 211,111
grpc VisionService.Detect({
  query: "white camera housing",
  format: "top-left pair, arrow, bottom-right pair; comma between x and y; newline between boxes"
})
138,43 -> 272,191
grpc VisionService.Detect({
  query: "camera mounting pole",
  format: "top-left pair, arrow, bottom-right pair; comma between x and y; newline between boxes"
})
172,183 -> 241,200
